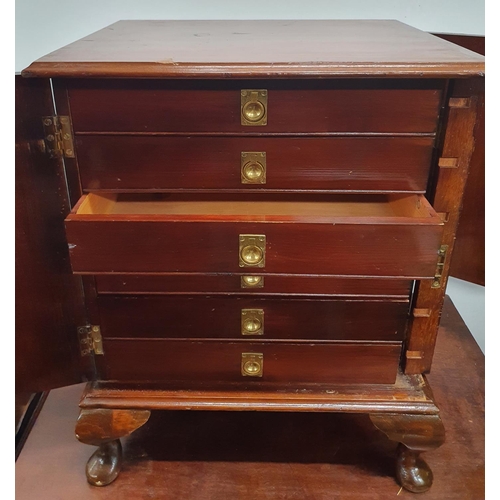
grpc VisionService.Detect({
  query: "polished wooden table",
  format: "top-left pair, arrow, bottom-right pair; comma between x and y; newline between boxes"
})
15,296 -> 484,499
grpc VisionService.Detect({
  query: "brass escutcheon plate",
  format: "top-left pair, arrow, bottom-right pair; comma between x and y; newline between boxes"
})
241,309 -> 264,335
239,234 -> 266,268
241,353 -> 264,377
241,152 -> 266,184
241,90 -> 268,126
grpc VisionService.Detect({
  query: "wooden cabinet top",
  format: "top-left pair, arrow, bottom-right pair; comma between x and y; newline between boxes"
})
22,20 -> 484,78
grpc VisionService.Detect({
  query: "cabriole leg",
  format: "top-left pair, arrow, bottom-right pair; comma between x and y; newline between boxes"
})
75,408 -> 151,486
85,439 -> 122,486
369,413 -> 445,493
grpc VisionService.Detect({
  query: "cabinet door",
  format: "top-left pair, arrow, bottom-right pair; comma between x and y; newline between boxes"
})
16,76 -> 86,392
431,34 -> 485,286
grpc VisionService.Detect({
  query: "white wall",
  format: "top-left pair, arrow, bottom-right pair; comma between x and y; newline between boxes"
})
447,278 -> 485,352
16,0 -> 484,72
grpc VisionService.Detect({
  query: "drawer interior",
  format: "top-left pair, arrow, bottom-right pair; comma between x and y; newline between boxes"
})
75,192 -> 439,222
66,193 -> 442,276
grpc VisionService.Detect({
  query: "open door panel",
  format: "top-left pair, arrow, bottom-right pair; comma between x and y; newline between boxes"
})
16,75 -> 87,392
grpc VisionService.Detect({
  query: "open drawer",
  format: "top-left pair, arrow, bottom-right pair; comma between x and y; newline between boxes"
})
65,193 -> 443,277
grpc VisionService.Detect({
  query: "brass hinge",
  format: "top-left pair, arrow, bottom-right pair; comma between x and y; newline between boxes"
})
78,325 -> 104,356
431,245 -> 449,289
42,116 -> 75,158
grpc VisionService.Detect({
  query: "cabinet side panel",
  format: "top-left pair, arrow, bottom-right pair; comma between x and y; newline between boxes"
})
15,76 -> 87,392
405,80 -> 480,374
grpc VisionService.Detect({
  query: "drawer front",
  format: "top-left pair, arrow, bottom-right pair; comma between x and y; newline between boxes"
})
66,220 -> 442,278
98,296 -> 409,341
95,275 -> 412,297
68,79 -> 442,133
102,340 -> 401,384
76,136 -> 434,193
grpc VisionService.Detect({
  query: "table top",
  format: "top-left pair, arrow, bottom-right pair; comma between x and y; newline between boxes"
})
22,20 -> 485,78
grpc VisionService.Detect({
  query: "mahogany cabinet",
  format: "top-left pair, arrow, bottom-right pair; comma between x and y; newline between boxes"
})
17,20 -> 484,493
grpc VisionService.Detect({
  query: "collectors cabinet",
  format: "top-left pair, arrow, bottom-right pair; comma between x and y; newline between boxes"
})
17,20 -> 484,492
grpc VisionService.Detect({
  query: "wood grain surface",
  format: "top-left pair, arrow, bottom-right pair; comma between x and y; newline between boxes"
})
15,76 -> 86,392
101,340 -> 401,384
66,79 -> 443,134
76,136 -> 435,193
65,218 -> 442,277
22,20 -> 485,78
97,295 -> 409,341
79,371 -> 436,414
405,81 -> 479,374
75,409 -> 151,446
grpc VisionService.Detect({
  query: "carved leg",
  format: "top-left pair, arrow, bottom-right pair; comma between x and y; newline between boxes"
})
85,439 -> 122,486
369,413 -> 445,493
75,408 -> 151,486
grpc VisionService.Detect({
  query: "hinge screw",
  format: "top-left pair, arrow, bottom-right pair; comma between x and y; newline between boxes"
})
43,118 -> 52,126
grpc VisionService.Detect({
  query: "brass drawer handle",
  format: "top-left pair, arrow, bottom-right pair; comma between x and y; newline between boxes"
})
241,245 -> 263,265
241,152 -> 266,184
241,353 -> 263,377
239,235 -> 266,268
241,90 -> 267,126
241,309 -> 264,335
241,275 -> 264,288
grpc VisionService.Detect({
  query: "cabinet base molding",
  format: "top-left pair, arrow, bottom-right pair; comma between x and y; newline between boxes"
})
77,372 -> 444,491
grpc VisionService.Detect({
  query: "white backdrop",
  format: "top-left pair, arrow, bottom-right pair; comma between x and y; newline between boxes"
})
15,0 -> 484,72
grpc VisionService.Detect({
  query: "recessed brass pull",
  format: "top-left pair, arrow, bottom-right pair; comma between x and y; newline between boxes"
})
241,275 -> 264,288
241,245 -> 263,265
241,152 -> 266,184
239,235 -> 266,268
241,353 -> 263,377
241,309 -> 264,336
241,90 -> 268,126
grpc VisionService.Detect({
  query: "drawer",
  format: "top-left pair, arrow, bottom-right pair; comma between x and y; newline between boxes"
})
67,79 -> 443,133
96,275 -> 412,298
102,340 -> 401,384
66,193 -> 443,277
76,136 -> 434,193
98,296 -> 409,341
